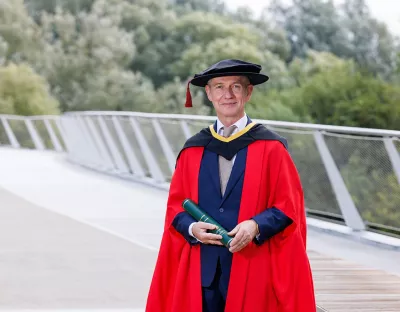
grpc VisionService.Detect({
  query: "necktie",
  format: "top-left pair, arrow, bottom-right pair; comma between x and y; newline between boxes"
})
219,125 -> 237,196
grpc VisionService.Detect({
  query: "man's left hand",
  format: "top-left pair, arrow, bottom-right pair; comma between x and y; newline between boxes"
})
227,220 -> 259,253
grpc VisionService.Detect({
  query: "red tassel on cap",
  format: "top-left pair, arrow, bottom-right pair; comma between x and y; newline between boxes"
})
185,79 -> 192,108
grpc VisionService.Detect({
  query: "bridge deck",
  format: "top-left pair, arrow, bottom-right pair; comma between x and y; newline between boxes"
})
0,186 -> 157,309
310,250 -> 400,311
0,148 -> 399,311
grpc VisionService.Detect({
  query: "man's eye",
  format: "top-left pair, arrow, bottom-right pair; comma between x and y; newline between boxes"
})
215,85 -> 222,89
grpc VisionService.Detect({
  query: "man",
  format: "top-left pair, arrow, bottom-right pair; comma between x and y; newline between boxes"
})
146,59 -> 316,312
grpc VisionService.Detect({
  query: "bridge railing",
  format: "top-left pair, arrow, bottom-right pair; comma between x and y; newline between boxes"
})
1,112 -> 399,234
0,114 -> 65,152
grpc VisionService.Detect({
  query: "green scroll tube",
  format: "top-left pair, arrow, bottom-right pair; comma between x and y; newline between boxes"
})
182,198 -> 233,248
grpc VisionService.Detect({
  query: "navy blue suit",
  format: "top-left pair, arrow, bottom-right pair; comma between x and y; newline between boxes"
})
172,120 -> 292,312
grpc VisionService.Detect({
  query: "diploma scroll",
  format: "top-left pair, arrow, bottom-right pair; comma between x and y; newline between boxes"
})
182,199 -> 233,248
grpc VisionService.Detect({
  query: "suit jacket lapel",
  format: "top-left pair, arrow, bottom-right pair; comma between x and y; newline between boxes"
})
204,149 -> 222,197
246,116 -> 252,126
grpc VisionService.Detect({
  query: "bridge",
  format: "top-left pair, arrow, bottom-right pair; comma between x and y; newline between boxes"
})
0,112 -> 399,312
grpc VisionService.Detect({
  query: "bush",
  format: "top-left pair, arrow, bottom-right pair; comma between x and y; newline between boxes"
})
0,63 -> 59,115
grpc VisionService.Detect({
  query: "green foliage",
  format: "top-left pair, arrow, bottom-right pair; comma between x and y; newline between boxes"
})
72,69 -> 156,112
339,0 -> 398,79
270,0 -> 399,79
166,12 -> 260,80
152,78 -> 210,115
0,36 -> 8,64
0,63 -> 59,115
172,38 -> 263,78
341,153 -> 400,229
278,130 -> 342,216
25,0 -> 95,16
270,0 -> 344,59
289,63 -> 400,130
172,0 -> 226,15
1,0 -> 399,129
245,90 -> 302,122
34,2 -> 137,111
0,0 -> 43,62
288,50 -> 348,86
119,0 -> 178,86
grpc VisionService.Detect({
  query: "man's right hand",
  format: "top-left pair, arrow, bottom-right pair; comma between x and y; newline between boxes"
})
192,222 -> 223,245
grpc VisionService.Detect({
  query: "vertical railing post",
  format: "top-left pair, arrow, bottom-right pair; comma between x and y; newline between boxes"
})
383,137 -> 400,185
180,120 -> 192,140
63,116 -> 87,163
74,116 -> 104,167
58,117 -> 75,159
152,119 -> 176,175
112,116 -> 145,177
130,117 -> 164,182
97,116 -> 129,173
43,118 -> 63,152
25,119 -> 45,150
85,116 -> 115,170
55,117 -> 70,152
313,131 -> 365,231
1,117 -> 20,148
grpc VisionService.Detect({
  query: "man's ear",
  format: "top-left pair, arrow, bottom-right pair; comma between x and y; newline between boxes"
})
246,84 -> 254,101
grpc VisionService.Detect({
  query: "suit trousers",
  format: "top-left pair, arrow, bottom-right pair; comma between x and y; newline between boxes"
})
202,259 -> 228,312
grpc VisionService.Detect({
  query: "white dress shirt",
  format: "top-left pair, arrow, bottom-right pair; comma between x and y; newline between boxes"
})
188,113 -> 248,238
216,113 -> 248,164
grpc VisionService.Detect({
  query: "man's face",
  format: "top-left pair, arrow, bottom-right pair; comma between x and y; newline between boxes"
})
205,76 -> 253,120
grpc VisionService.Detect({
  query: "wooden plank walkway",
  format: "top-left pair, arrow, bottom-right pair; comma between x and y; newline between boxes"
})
309,250 -> 400,311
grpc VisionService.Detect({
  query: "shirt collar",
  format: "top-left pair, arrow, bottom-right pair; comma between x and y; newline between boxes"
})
216,113 -> 248,135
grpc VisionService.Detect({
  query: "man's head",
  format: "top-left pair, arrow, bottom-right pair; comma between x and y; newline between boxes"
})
185,59 -> 269,114
205,75 -> 253,121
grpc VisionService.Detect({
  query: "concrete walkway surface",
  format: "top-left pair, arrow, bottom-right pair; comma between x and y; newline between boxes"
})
0,186 -> 156,309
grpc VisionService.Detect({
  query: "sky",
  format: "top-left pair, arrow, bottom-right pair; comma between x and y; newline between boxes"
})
226,0 -> 400,35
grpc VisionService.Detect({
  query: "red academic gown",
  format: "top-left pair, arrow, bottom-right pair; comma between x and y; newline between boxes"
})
146,139 -> 316,312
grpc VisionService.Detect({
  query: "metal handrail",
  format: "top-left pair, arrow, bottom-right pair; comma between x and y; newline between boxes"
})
1,112 -> 399,235
65,111 -> 400,137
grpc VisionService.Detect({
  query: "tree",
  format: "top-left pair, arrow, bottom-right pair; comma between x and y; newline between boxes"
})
228,6 -> 291,62
288,50 -> 348,87
0,36 -> 7,65
269,0 -> 399,79
116,0 -> 178,87
0,0 -> 43,62
152,78 -> 210,115
341,152 -> 400,230
172,0 -> 226,15
338,0 -> 399,79
24,0 -> 95,17
71,68 -> 156,112
32,0 -> 144,112
168,11 -> 291,86
230,6 -> 255,24
0,63 -> 59,115
285,59 -> 400,130
269,0 -> 346,60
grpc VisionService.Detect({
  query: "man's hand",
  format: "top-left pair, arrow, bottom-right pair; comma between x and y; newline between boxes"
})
227,220 -> 259,253
192,222 -> 223,245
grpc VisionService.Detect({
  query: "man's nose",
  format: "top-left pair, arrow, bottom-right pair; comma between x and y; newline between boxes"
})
224,87 -> 234,98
